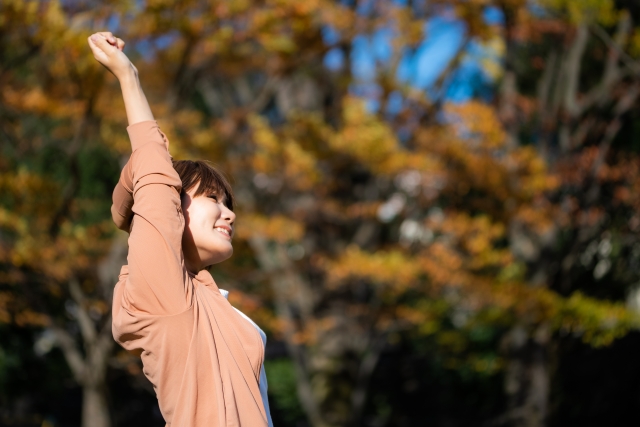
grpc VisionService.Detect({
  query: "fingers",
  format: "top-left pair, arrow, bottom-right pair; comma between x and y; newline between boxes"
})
86,30 -> 133,79
88,32 -> 125,49
89,33 -> 114,53
89,32 -> 126,51
87,35 -> 100,53
97,31 -> 116,44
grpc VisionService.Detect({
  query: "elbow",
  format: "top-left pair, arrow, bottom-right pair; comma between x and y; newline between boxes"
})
111,205 -> 133,232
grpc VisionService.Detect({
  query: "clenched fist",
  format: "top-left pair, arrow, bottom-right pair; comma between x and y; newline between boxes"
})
88,32 -> 136,80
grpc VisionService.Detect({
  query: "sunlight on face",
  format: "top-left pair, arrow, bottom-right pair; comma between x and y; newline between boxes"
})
180,185 -> 236,273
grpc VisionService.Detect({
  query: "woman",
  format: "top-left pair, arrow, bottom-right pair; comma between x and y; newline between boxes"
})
88,32 -> 273,427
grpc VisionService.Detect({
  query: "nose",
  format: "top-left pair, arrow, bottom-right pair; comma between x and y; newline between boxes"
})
221,204 -> 236,225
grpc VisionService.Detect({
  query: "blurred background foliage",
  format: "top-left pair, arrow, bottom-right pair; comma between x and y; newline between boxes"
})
3,0 -> 640,426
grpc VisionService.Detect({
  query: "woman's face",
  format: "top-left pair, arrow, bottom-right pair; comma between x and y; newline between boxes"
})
180,185 -> 236,273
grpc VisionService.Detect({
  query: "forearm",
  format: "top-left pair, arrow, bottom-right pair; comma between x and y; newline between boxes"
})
118,68 -> 155,127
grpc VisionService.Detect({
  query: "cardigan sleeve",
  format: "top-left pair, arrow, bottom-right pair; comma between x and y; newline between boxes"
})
113,121 -> 192,315
111,160 -> 134,232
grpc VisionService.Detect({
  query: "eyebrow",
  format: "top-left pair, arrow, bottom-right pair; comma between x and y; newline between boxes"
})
205,190 -> 228,205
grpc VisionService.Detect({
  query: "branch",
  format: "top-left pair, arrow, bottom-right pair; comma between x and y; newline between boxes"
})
197,78 -> 239,116
198,72 -> 281,117
51,324 -> 86,384
48,96 -> 96,238
97,235 -> 128,302
87,314 -> 115,384
66,279 -> 114,386
554,85 -> 640,280
248,236 -> 323,426
248,236 -> 316,320
563,24 -> 589,118
600,15 -> 630,88
580,15 -> 634,113
97,313 -> 115,361
537,50 -> 558,116
591,83 -> 640,174
590,18 -> 639,76
569,115 -> 596,149
68,277 -> 98,345
349,331 -> 387,425
247,75 -> 281,113
431,35 -> 472,103
169,35 -> 198,110
582,83 -> 640,206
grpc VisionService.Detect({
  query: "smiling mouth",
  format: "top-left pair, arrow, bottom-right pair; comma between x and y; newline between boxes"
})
214,227 -> 232,239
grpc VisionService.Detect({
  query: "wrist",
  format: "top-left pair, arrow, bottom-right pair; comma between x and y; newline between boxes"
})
116,65 -> 139,86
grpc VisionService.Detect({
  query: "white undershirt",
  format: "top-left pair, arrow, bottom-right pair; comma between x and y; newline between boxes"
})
219,289 -> 274,427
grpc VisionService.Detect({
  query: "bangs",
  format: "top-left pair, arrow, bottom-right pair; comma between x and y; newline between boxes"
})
172,160 -> 235,210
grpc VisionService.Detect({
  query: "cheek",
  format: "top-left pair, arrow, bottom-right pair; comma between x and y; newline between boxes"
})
187,201 -> 220,231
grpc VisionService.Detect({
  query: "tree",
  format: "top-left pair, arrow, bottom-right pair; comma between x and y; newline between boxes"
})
2,1 -> 640,426
117,1 -> 638,425
481,1 -> 640,424
1,2 -> 128,426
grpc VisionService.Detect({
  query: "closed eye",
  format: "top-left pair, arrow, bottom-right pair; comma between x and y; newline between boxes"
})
207,193 -> 229,207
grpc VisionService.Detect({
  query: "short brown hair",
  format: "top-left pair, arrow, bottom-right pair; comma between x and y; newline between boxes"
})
172,160 -> 235,210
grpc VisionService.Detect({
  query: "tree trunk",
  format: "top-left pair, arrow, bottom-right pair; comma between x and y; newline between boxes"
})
248,236 -> 326,427
249,236 -> 385,427
82,382 -> 111,427
503,324 -> 551,427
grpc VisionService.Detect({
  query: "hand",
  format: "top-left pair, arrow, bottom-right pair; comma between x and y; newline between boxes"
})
88,32 -> 136,80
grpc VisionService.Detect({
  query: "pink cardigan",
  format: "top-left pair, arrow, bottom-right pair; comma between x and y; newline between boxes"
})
111,121 -> 268,427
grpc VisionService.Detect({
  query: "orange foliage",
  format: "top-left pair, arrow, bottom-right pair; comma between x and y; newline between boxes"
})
1,0 -> 638,401
235,214 -> 305,244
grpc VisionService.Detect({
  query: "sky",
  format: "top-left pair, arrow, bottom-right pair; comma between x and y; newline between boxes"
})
322,6 -> 505,111
112,3 -> 505,111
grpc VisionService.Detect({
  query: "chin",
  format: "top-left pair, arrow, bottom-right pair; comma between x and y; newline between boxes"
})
221,247 -> 233,261
208,247 -> 233,265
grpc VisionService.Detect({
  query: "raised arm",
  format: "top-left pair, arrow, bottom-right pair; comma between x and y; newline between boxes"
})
88,32 -> 154,126
90,33 -> 190,314
89,32 -> 153,231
